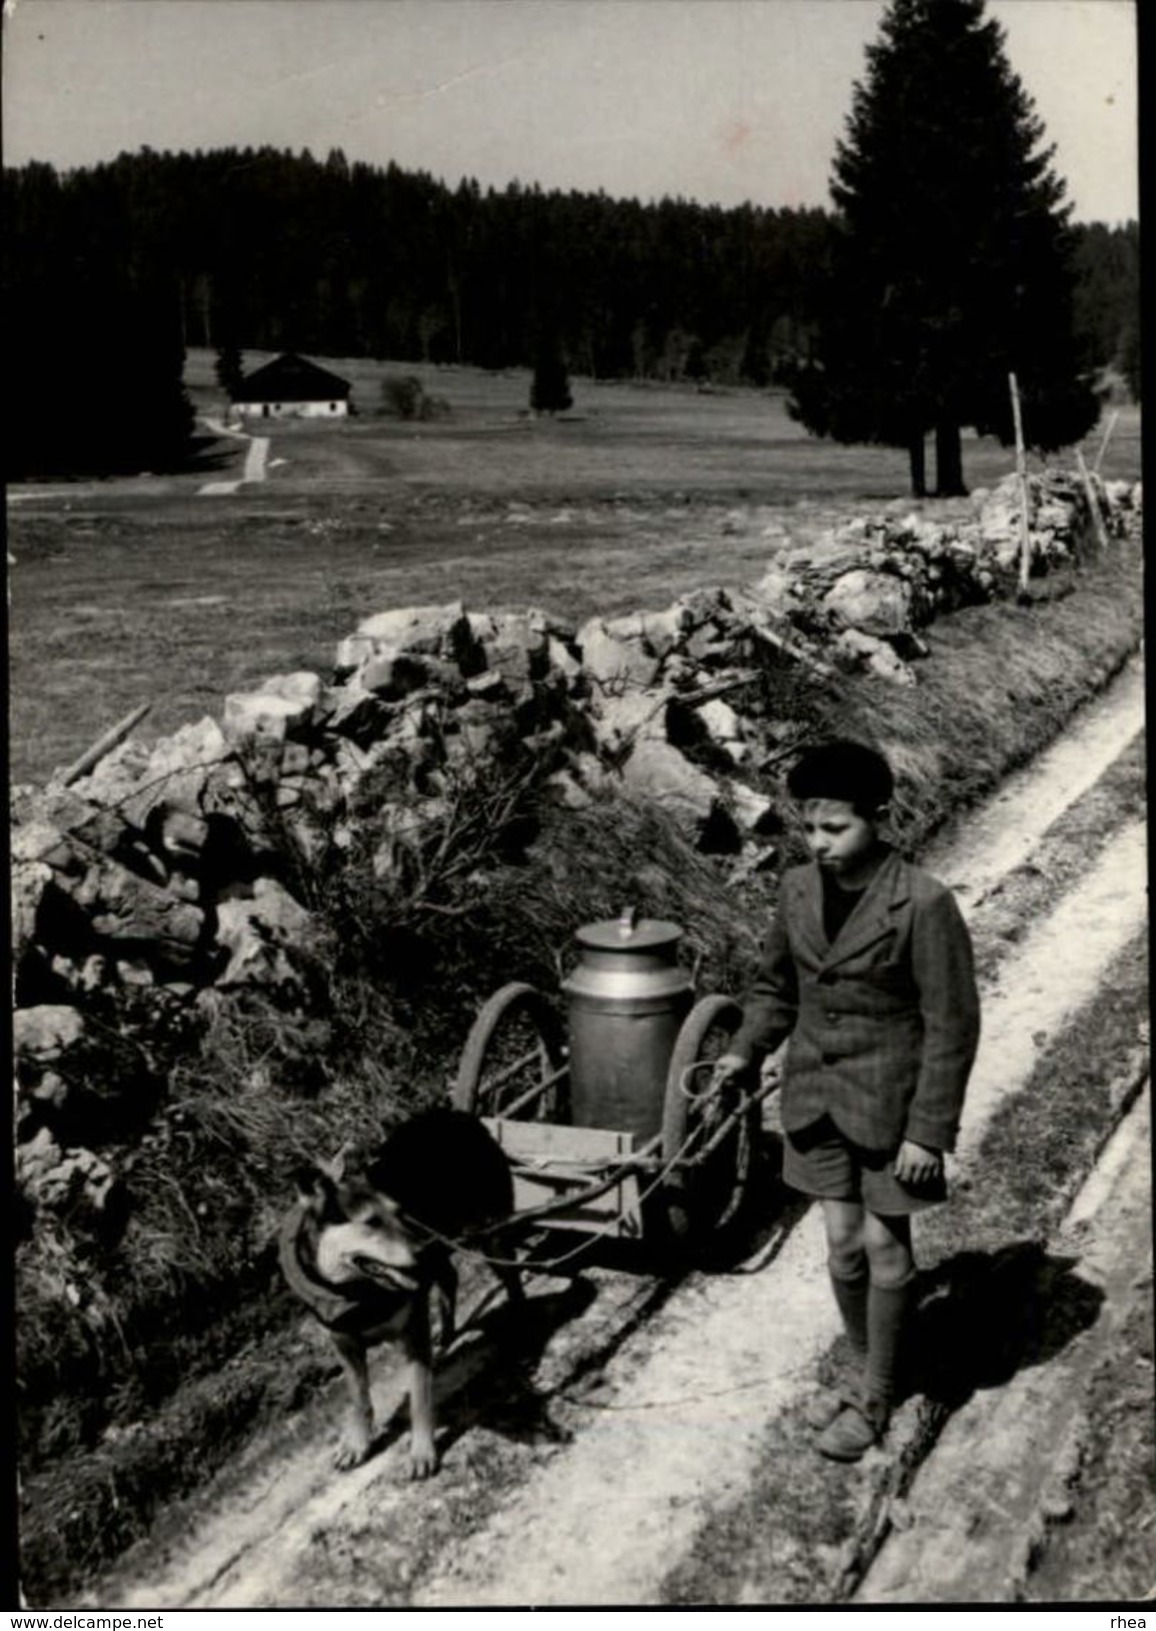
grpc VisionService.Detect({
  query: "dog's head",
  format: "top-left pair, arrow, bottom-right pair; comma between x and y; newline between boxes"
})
294,1159 -> 422,1296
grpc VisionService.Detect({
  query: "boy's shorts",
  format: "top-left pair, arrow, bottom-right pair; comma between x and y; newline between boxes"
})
782,1115 -> 946,1215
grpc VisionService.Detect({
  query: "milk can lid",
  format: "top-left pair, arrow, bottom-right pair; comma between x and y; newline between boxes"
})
575,909 -> 684,952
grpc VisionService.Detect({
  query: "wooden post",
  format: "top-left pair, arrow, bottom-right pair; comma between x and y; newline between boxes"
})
1076,448 -> 1110,553
1094,408 -> 1120,474
60,702 -> 152,787
1008,372 -> 1032,594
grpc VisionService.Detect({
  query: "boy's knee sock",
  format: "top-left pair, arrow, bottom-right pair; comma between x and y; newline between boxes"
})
864,1271 -> 915,1415
828,1257 -> 869,1356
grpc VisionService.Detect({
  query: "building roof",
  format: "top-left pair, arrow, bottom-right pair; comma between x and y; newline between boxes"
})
232,352 -> 352,402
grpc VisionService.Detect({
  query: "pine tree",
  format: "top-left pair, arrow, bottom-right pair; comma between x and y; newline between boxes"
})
782,0 -> 1099,496
215,342 -> 245,400
530,336 -> 573,415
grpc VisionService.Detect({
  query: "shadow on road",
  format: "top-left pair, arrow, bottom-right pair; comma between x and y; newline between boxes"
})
430,1278 -> 598,1458
182,434 -> 235,474
912,1241 -> 1105,1408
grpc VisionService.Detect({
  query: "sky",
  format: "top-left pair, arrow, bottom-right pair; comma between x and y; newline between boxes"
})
1,0 -> 1139,224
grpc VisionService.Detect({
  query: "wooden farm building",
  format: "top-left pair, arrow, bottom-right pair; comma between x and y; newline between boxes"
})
231,353 -> 352,419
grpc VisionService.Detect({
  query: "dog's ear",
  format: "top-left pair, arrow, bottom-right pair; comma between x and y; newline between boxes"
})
320,1144 -> 351,1184
293,1165 -> 341,1217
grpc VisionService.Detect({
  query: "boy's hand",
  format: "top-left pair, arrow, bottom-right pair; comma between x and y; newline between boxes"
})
710,1052 -> 749,1090
894,1139 -> 942,1186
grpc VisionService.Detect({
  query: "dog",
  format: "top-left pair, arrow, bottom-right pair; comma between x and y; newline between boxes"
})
279,1106 -> 522,1477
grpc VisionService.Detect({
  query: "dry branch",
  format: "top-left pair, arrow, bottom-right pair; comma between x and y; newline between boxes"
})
60,702 -> 152,787
1076,449 -> 1110,553
1008,372 -> 1032,594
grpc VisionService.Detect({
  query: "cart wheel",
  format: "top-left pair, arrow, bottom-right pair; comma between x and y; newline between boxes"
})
661,994 -> 756,1242
453,982 -> 567,1121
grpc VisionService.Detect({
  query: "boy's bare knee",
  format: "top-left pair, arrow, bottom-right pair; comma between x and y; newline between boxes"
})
864,1220 -> 914,1286
822,1199 -> 865,1273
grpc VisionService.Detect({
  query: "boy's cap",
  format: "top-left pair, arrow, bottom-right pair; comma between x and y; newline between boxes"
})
787,740 -> 894,809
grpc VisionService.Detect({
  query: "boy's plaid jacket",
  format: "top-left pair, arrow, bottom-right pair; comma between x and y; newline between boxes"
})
731,848 -> 980,1154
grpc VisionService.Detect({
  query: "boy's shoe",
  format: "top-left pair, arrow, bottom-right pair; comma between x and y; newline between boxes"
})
804,1349 -> 866,1431
815,1397 -> 888,1462
804,1387 -> 858,1433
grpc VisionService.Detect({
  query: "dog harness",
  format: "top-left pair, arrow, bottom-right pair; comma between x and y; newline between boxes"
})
278,1202 -> 411,1333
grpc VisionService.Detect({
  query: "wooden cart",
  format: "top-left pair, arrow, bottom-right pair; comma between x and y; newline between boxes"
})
452,980 -> 778,1246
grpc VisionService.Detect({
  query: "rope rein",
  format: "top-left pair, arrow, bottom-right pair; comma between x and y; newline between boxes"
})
398,1067 -> 768,1274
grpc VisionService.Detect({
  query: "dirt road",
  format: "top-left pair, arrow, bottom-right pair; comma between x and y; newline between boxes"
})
197,417 -> 270,494
85,656 -> 1147,1609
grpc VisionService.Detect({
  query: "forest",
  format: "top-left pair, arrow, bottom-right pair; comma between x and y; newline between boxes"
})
2,143 -> 1139,476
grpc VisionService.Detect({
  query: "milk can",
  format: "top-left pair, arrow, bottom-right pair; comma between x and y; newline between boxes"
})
562,908 -> 694,1141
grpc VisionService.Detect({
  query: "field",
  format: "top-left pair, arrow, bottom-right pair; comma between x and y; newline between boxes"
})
8,351 -> 1142,785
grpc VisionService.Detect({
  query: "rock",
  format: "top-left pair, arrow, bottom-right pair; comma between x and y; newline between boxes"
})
589,690 -> 668,756
322,682 -> 396,748
695,697 -> 743,746
684,624 -> 734,666
903,518 -> 950,558
546,635 -> 582,685
18,1137 -> 120,1223
48,951 -> 116,994
117,717 -> 231,827
157,808 -> 211,867
833,629 -> 917,686
729,782 -> 779,834
578,618 -> 660,692
542,768 -> 593,808
472,611 -> 550,697
525,605 -> 577,642
13,790 -> 150,875
115,957 -> 156,986
602,610 -> 645,643
13,1004 -> 88,1067
566,751 -> 615,796
15,1126 -> 64,1188
452,697 -> 522,757
11,818 -> 74,871
784,527 -> 868,577
675,586 -> 731,624
223,690 -> 313,747
386,694 -> 440,751
465,669 -> 507,702
360,649 -> 459,701
11,860 -> 56,954
214,878 -> 313,990
823,570 -> 913,637
620,739 -> 739,851
279,742 -> 313,778
636,605 -> 692,658
72,858 -> 206,962
259,670 -> 324,710
334,632 -> 379,673
749,565 -> 796,614
63,735 -> 154,811
356,601 -> 477,668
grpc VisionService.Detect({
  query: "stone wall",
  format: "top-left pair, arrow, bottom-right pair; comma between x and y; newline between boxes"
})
11,468 -> 1141,1219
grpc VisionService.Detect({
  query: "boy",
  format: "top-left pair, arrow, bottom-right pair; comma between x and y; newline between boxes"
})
715,740 -> 980,1461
